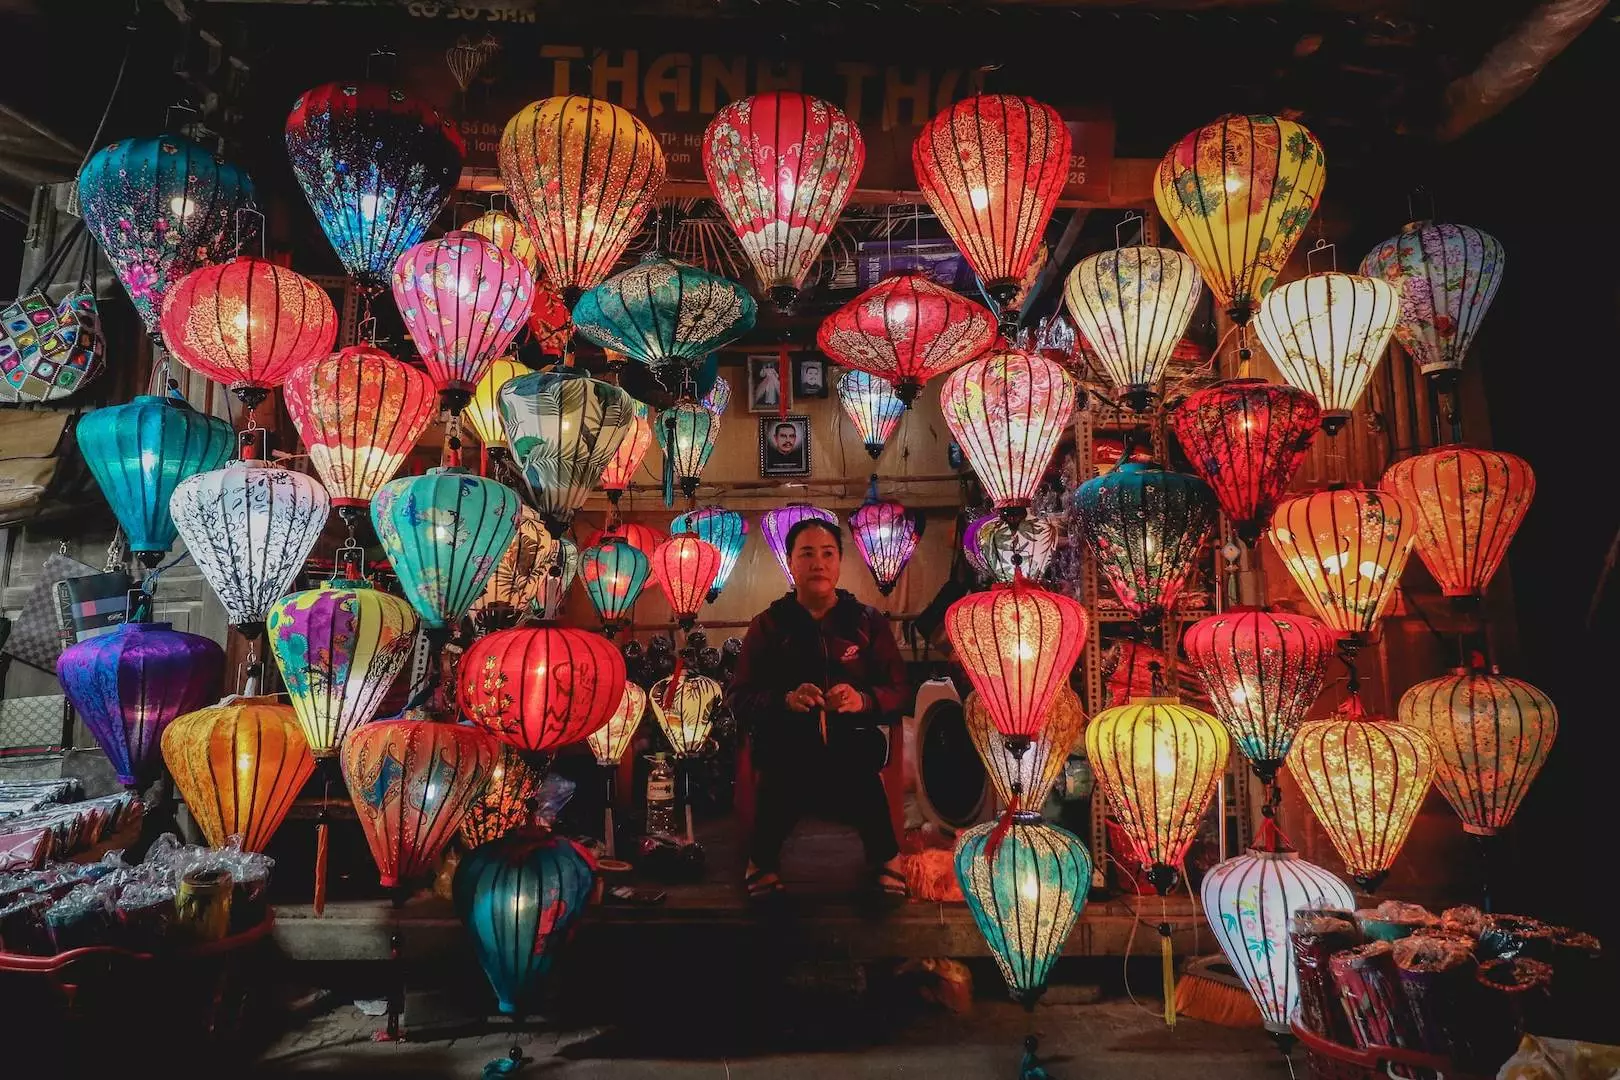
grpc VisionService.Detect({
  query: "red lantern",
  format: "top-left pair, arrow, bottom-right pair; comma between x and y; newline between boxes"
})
650,536 -> 722,631
849,498 -> 919,597
459,626 -> 627,753
817,273 -> 996,407
582,521 -> 665,558
1170,379 -> 1321,546
1380,447 -> 1534,600
528,274 -> 572,358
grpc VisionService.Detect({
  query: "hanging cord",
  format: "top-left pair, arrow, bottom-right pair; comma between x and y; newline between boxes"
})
72,1 -> 139,185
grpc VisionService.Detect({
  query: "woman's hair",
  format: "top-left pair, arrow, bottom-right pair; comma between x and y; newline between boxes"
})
785,517 -> 843,555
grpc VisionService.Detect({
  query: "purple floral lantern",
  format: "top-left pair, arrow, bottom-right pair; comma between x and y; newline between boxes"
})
760,503 -> 838,588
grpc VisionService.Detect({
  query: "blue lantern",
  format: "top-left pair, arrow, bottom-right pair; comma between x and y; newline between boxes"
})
76,394 -> 235,568
572,256 -> 757,372
454,830 -> 596,1016
580,538 -> 651,636
671,507 -> 747,602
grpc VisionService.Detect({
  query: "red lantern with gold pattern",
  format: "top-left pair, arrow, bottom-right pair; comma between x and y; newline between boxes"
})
459,626 -> 627,753
817,273 -> 997,407
650,536 -> 722,631
1380,447 -> 1534,600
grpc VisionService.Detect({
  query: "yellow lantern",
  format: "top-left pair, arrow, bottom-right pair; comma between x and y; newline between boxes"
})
464,209 -> 540,278
589,682 -> 648,767
467,356 -> 529,460
1268,488 -> 1417,645
965,685 -> 1086,809
649,673 -> 720,758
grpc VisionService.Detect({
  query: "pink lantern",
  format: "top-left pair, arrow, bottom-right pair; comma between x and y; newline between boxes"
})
650,536 -> 721,631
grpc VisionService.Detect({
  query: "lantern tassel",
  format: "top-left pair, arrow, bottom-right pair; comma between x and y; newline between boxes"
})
1159,922 -> 1177,1028
314,817 -> 330,916
984,787 -> 1020,864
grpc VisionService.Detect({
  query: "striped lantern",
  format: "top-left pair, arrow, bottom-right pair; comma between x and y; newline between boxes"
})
965,685 -> 1086,809
1268,487 -> 1417,644
162,696 -> 315,852
458,626 -> 627,753
1380,447 -> 1534,600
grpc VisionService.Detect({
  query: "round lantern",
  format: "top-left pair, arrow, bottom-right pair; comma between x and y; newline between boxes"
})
162,696 -> 315,852
966,684 -> 1086,809
342,718 -> 500,887
499,369 -> 637,532
57,621 -> 223,788
1063,246 -> 1202,411
761,504 -> 839,588
655,401 -> 720,501
1360,221 -> 1504,386
650,672 -> 721,757
466,357 -> 529,461
583,521 -> 667,559
1398,670 -> 1556,836
1268,487 -> 1417,643
837,370 -> 905,460
580,537 -> 651,635
671,507 -> 747,602
940,350 -> 1076,528
476,508 -> 555,627
285,82 -> 463,288
537,536 -> 580,622
459,745 -> 544,848
589,682 -> 648,766
1380,447 -> 1534,600
978,517 -> 1060,585
701,375 -> 731,416
1170,379 -> 1321,545
75,394 -> 234,568
266,578 -> 420,757
459,626 -> 628,753
1152,115 -> 1325,322
817,272 -> 996,407
1086,696 -> 1230,894
1073,461 -> 1217,626
499,96 -> 666,299
701,91 -> 864,308
573,256 -> 757,372
849,498 -> 919,597
464,209 -> 539,278
1251,273 -> 1400,434
600,400 -> 653,503
650,536 -> 722,630
283,345 -> 436,512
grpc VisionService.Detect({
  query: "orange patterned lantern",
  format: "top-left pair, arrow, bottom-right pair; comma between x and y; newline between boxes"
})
161,696 -> 316,852
458,744 -> 543,848
817,273 -> 996,407
600,400 -> 653,504
1380,447 -> 1534,600
1268,488 -> 1417,645
650,536 -> 722,631
459,626 -> 628,753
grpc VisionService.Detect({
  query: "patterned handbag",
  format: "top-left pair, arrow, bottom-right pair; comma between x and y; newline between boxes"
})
0,221 -> 104,403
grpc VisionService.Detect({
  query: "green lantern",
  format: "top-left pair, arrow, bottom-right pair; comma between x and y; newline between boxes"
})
497,369 -> 637,533
571,255 -> 757,371
655,401 -> 720,504
580,538 -> 650,636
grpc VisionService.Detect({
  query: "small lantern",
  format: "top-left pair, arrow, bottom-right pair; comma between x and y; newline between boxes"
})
1073,461 -> 1217,627
1064,246 -> 1202,411
1268,488 -> 1417,645
651,536 -> 722,631
849,498 -> 919,598
701,375 -> 731,416
655,401 -> 720,502
537,536 -> 580,622
162,696 -> 315,852
761,504 -> 839,588
837,370 -> 906,459
466,357 -> 529,462
584,521 -> 667,559
966,685 -> 1086,809
589,682 -> 648,767
459,745 -> 544,848
978,517 -> 1060,585
499,369 -> 637,532
1380,447 -> 1534,600
817,272 -> 996,407
671,507 -> 748,602
476,508 -> 557,627
1361,221 -> 1504,387
941,350 -> 1076,528
1251,273 -> 1400,434
651,672 -> 722,757
459,626 -> 629,753
581,537 -> 652,635
600,400 -> 653,504
464,210 -> 540,278
573,256 -> 757,371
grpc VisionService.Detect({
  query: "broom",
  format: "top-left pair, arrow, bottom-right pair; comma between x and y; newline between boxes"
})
1173,955 -> 1263,1028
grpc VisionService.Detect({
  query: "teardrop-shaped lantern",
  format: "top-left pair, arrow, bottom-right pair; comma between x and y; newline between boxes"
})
1085,696 -> 1230,894
459,745 -> 544,848
701,375 -> 731,416
372,467 -> 521,632
1380,447 -> 1533,600
941,350 -> 1076,528
702,91 -> 864,308
170,463 -> 331,638
1073,461 -> 1217,626
342,718 -> 500,887
1170,379 -> 1320,548
589,682 -> 648,766
650,672 -> 722,757
837,370 -> 905,459
1251,273 -> 1399,435
58,622 -> 223,788
499,96 -> 666,299
761,504 -> 839,588
78,135 -> 255,336
1182,608 -> 1335,784
537,536 -> 580,622
464,210 -> 540,279
393,231 -> 534,413
161,258 -> 338,409
849,499 -> 918,597
1268,487 -> 1417,643
1063,247 -> 1202,411
966,685 -> 1086,809
818,273 -> 997,407
655,401 -> 721,500
162,696 -> 315,851
955,813 -> 1092,1006
914,95 -> 1070,321
580,538 -> 651,635
454,830 -> 595,1016
499,369 -> 637,532
978,518 -> 1060,585
75,394 -> 234,569
650,536 -> 722,631
1153,115 -> 1325,323
1397,670 -> 1556,837
284,345 -> 436,512
466,357 -> 529,462
671,507 -> 747,602
1360,221 -> 1504,386
600,400 -> 653,503
286,82 -> 464,288
1288,696 -> 1435,892
573,256 -> 757,372
945,578 -> 1089,757
266,578 -> 420,757
476,508 -> 556,628
459,626 -> 628,753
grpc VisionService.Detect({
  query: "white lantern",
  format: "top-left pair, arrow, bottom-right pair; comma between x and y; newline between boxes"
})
1063,246 -> 1202,412
649,673 -> 721,758
1251,272 -> 1399,435
978,517 -> 1060,584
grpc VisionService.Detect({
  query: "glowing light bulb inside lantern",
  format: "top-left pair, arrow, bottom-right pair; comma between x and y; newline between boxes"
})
140,449 -> 160,471
358,193 -> 381,219
434,525 -> 453,542
237,751 -> 254,773
970,187 -> 990,210
1019,873 -> 1040,903
1224,176 -> 1241,194
231,308 -> 252,335
170,196 -> 198,220
1015,640 -> 1037,662
1154,747 -> 1177,778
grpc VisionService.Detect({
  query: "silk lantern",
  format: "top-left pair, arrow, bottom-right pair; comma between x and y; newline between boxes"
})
761,504 -> 838,588
1398,670 -> 1556,836
476,508 -> 555,627
966,685 -> 1086,808
651,536 -> 722,631
466,357 -> 529,462
162,696 -> 315,851
499,369 -> 637,532
1361,221 -> 1504,386
459,745 -> 544,848
1251,273 -> 1400,434
285,82 -> 463,287
1380,447 -> 1534,600
77,134 -> 255,335
701,91 -> 864,308
573,256 -> 757,373
583,521 -> 666,558
342,718 -> 499,887
600,400 -> 653,504
978,517 -> 1060,585
1182,608 -> 1335,784
529,275 -> 572,359
464,209 -> 539,278
499,96 -> 666,299
837,370 -> 905,459
655,400 -> 720,501
266,578 -> 420,757
817,272 -> 996,407
75,394 -> 233,568
1073,461 -> 1217,626
701,374 -> 731,416
1063,246 -> 1202,411
590,682 -> 648,766
170,462 -> 330,638
671,507 -> 747,602
849,499 -> 918,597
913,95 -> 1070,323
57,622 -> 223,788
651,672 -> 721,757
963,512 -> 997,580
1153,115 -> 1325,322
283,345 -> 436,512
459,626 -> 627,753
940,350 -> 1076,528
581,537 -> 651,634
1268,488 -> 1417,643
1086,696 -> 1230,894
1171,380 -> 1320,546
538,536 -> 580,622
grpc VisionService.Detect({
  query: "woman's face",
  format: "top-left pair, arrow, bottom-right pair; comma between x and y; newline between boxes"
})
789,526 -> 841,596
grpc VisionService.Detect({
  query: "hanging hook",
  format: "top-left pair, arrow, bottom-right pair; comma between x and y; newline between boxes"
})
1304,237 -> 1336,275
1115,210 -> 1144,250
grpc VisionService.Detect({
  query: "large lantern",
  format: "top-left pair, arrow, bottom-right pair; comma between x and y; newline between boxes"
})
1152,115 -> 1325,323
977,517 -> 1060,585
650,536 -> 722,630
573,256 -> 757,373
913,95 -> 1070,321
966,685 -> 1086,809
600,400 -> 653,503
477,508 -> 555,627
57,621 -> 223,789
77,134 -> 255,336
655,401 -> 721,501
499,369 -> 637,531
1360,221 -> 1504,385
837,370 -> 905,460
849,499 -> 919,597
1268,488 -> 1417,643
1397,670 -> 1556,836
1170,380 -> 1320,545
650,672 -> 722,757
499,96 -> 666,299
589,682 -> 648,766
75,394 -> 234,568
1073,461 -> 1217,626
266,578 -> 420,757
701,91 -> 864,308
761,504 -> 839,588
285,82 -> 463,288
459,745 -> 544,848
342,718 -> 500,887
580,537 -> 651,634
940,350 -> 1076,528
459,626 -> 627,753
817,272 -> 996,407
1085,696 -> 1230,894
283,345 -> 436,512
464,210 -> 540,278
161,696 -> 315,851
1251,273 -> 1400,434
671,507 -> 747,602
1380,447 -> 1534,600
1063,246 -> 1202,411
465,357 -> 529,461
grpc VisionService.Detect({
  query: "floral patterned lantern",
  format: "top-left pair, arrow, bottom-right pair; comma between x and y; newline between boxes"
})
476,507 -> 555,627
817,272 -> 996,407
837,370 -> 906,459
655,400 -> 720,502
459,626 -> 627,753
650,672 -> 722,757
966,685 -> 1086,808
580,538 -> 651,635
1063,246 -> 1202,411
590,682 -> 648,767
1380,447 -> 1534,600
600,400 -> 653,504
1251,273 -> 1400,434
1073,461 -> 1217,627
537,536 -> 580,622
573,256 -> 757,373
464,209 -> 539,278
1360,221 -> 1504,386
701,374 -> 731,416
978,517 -> 1060,585
650,536 -> 722,630
671,507 -> 747,602
849,498 -> 919,597
962,512 -> 997,580
1268,487 -> 1417,644
465,357 -> 529,462
458,745 -> 544,848
761,504 -> 839,588
498,369 -> 637,532
162,696 -> 315,851
941,350 -> 1076,528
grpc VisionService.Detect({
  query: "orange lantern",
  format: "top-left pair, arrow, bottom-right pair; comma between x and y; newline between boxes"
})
459,744 -> 544,848
1380,447 -> 1534,600
1268,488 -> 1417,645
464,209 -> 540,278
161,696 -> 316,852
600,401 -> 653,505
650,536 -> 722,631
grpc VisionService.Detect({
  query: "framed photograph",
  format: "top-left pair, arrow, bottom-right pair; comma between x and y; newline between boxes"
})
746,355 -> 791,414
759,415 -> 812,477
794,355 -> 828,399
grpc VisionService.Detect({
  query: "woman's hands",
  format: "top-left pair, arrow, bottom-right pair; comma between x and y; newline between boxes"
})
786,683 -> 868,713
785,684 -> 823,712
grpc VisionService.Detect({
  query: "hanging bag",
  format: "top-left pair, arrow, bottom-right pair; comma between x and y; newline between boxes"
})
0,220 -> 105,404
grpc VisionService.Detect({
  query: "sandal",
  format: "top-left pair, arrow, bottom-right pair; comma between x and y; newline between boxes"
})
744,867 -> 785,903
875,866 -> 910,903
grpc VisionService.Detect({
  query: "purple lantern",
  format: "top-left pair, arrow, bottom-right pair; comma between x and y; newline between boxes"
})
963,511 -> 997,579
760,503 -> 839,588
57,622 -> 223,788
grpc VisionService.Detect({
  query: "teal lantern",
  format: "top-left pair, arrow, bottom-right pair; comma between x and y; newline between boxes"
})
580,537 -> 650,636
571,255 -> 757,372
655,401 -> 720,504
498,369 -> 637,533
371,467 -> 520,632
671,506 -> 746,602
76,394 -> 234,568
